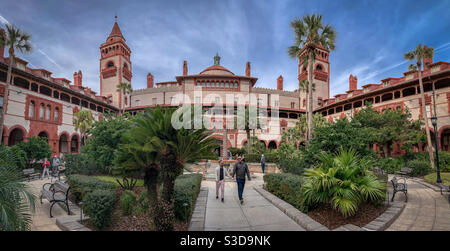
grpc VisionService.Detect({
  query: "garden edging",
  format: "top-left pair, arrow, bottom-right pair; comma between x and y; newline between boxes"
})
188,187 -> 208,231
54,200 -> 91,231
254,186 -> 405,231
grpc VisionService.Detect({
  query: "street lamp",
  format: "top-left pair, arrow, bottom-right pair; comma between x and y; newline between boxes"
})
430,116 -> 442,183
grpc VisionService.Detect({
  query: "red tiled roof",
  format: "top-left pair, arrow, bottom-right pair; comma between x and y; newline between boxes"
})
200,65 -> 234,75
108,22 -> 125,41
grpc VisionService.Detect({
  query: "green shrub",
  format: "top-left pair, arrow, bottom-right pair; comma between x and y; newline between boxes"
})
82,189 -> 116,230
376,157 -> 403,174
120,190 -> 136,216
263,173 -> 303,209
407,159 -> 432,176
244,153 -> 277,163
66,174 -> 116,202
135,190 -> 149,215
173,173 -> 202,221
64,154 -> 98,176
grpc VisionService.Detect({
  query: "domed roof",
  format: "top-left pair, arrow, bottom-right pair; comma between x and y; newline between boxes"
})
200,65 -> 234,75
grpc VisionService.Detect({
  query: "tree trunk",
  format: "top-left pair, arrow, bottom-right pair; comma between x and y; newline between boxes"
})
307,50 -> 314,143
0,53 -> 14,143
246,129 -> 251,154
418,66 -> 435,169
144,166 -> 159,211
222,128 -> 227,160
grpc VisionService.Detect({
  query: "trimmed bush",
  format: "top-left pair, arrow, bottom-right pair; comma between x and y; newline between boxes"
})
407,159 -> 432,176
173,173 -> 202,221
120,190 -> 136,216
66,174 -> 116,202
64,154 -> 98,176
263,173 -> 303,209
82,189 -> 116,230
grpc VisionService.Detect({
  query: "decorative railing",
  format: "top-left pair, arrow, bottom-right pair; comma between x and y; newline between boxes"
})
102,66 -> 117,79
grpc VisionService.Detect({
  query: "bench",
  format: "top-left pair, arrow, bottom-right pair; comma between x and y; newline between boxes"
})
391,176 -> 408,202
437,183 -> 450,203
22,168 -> 40,182
395,167 -> 412,178
40,181 -> 71,217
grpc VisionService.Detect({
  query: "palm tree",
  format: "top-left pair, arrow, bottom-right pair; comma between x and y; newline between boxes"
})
116,82 -> 132,115
0,24 -> 32,141
0,146 -> 36,230
73,110 -> 93,146
404,44 -> 435,169
288,14 -> 336,144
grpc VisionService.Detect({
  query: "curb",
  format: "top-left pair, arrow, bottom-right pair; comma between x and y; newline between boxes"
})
188,187 -> 208,231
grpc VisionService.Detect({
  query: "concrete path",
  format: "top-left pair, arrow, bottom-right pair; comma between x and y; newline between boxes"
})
386,175 -> 450,231
26,177 -> 66,231
203,174 -> 305,231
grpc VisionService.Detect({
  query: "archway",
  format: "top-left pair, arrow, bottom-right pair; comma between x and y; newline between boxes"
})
441,128 -> 450,152
59,134 -> 69,153
268,141 -> 277,150
38,131 -> 48,142
70,135 -> 79,153
8,128 -> 24,146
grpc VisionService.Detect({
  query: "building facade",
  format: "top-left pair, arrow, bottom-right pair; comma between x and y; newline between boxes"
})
1,19 -> 449,158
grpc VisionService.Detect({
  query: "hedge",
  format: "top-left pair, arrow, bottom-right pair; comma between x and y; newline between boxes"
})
64,153 -> 98,176
263,173 -> 303,209
244,153 -> 277,163
66,174 -> 116,203
173,173 -> 202,221
82,189 -> 116,230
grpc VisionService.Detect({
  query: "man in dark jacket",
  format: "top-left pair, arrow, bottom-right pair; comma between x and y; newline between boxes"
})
232,156 -> 251,204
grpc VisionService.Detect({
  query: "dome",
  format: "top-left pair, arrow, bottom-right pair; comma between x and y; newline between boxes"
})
199,65 -> 234,76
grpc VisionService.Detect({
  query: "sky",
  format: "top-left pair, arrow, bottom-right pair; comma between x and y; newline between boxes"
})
1,0 -> 449,97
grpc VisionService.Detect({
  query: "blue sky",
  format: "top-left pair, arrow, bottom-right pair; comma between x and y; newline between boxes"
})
1,0 -> 449,97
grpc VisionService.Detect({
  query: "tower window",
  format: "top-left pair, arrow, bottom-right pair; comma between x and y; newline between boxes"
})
107,61 -> 114,68
316,64 -> 323,71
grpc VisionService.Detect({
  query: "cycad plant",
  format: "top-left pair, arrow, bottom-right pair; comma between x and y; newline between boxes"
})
0,146 -> 36,230
301,149 -> 385,217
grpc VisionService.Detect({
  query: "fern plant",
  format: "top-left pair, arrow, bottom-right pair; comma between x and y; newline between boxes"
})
301,148 -> 385,217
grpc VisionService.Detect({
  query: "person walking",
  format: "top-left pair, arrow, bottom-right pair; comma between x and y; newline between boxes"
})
52,154 -> 60,178
232,156 -> 251,204
260,154 -> 266,174
215,159 -> 230,202
41,157 -> 51,179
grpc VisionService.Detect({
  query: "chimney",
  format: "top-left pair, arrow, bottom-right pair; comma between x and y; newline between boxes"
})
277,75 -> 283,90
183,60 -> 188,76
423,45 -> 433,69
78,70 -> 82,86
147,73 -> 154,88
245,62 -> 251,77
73,70 -> 82,86
73,72 -> 78,86
0,29 -> 5,59
349,74 -> 357,91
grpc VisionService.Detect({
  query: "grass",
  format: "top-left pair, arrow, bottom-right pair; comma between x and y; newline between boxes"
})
424,172 -> 450,186
94,176 -> 145,187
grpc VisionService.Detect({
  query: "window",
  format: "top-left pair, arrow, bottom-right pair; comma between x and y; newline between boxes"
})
39,104 -> 44,119
170,97 -> 176,104
274,100 -> 279,107
54,107 -> 59,122
220,82 -> 224,87
291,102 -> 295,108
135,100 -> 140,106
215,97 -> 221,104
152,98 -> 157,105
107,61 -> 114,67
29,101 -> 35,118
125,96 -> 128,105
195,97 -> 201,104
426,105 -> 431,118
206,81 -> 210,87
53,91 -> 59,99
225,82 -> 229,88
46,105 -> 51,120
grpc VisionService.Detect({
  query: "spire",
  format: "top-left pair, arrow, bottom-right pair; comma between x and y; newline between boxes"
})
214,53 -> 221,65
108,16 -> 125,41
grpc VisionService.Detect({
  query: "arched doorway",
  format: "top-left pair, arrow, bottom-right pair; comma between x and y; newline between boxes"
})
70,135 -> 79,153
8,128 -> 24,146
213,139 -> 222,158
38,131 -> 48,142
268,141 -> 277,150
441,129 -> 450,152
59,134 -> 69,153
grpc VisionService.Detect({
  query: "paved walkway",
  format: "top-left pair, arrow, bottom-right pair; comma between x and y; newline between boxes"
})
203,174 -> 305,231
386,175 -> 450,231
27,177 -> 65,231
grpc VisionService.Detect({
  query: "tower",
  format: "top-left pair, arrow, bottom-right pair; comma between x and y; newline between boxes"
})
298,43 -> 330,110
99,16 -> 132,108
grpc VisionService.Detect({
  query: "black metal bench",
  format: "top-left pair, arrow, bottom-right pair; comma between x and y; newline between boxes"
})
391,176 -> 408,202
22,168 -> 40,182
40,181 -> 71,217
437,183 -> 450,203
395,167 -> 412,178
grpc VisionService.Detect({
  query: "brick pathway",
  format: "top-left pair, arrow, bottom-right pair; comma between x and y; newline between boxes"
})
386,175 -> 450,231
202,174 -> 305,231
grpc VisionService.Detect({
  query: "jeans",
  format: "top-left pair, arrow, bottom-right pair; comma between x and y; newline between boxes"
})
261,163 -> 265,173
216,180 -> 225,199
42,168 -> 50,179
236,178 -> 246,201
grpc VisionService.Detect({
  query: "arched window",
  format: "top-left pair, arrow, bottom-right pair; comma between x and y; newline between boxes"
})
107,61 -> 114,68
39,104 -> 44,119
46,105 -> 51,120
225,82 -> 229,88
54,107 -> 59,122
29,101 -> 35,118
316,64 -> 323,71
206,81 -> 210,87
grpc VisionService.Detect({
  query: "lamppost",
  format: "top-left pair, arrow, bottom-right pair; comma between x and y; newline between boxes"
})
430,116 -> 442,183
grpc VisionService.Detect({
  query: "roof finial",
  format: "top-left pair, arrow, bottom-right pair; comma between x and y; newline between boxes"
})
214,52 -> 220,65
115,12 -> 118,22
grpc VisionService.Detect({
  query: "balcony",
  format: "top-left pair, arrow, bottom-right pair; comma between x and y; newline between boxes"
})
123,67 -> 132,81
102,66 -> 117,79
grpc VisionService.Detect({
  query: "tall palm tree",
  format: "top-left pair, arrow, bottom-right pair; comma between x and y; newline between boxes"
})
73,110 -> 93,146
0,24 -> 32,141
0,146 -> 36,230
404,44 -> 435,169
288,14 -> 336,144
116,82 -> 132,115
